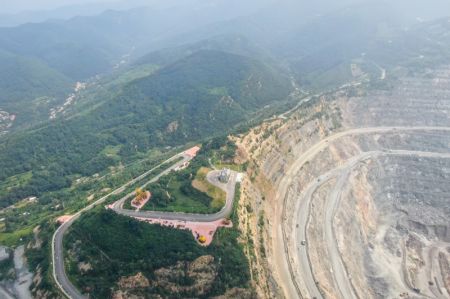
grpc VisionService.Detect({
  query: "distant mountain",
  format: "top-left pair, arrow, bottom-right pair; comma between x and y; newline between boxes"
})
134,34 -> 275,68
168,0 -> 450,89
0,49 -> 72,127
0,49 -> 292,207
0,0 -> 275,27
0,0 -> 157,27
365,17 -> 450,70
0,3 -> 122,27
0,13 -> 133,80
0,2 -> 280,131
0,0 -> 276,80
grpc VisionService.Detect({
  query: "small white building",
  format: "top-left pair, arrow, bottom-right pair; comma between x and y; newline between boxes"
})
236,173 -> 244,183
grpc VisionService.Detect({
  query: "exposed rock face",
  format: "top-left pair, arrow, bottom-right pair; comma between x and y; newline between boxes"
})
113,273 -> 151,298
113,255 -> 218,298
117,272 -> 150,290
113,275 -> 149,299
28,226 -> 43,250
154,255 -> 217,295
238,67 -> 450,299
77,262 -> 92,274
236,95 -> 343,298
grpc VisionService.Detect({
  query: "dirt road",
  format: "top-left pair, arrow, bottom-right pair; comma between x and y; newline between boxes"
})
272,127 -> 450,299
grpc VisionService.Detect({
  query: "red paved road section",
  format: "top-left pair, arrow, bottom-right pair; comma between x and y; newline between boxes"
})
134,218 -> 232,246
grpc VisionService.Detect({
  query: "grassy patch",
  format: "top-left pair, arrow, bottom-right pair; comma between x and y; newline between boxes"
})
138,153 -> 222,214
13,199 -> 34,209
100,145 -> 122,158
0,171 -> 33,194
192,167 -> 226,209
138,137 -> 239,214
142,177 -> 216,214
108,64 -> 160,86
0,226 -> 33,246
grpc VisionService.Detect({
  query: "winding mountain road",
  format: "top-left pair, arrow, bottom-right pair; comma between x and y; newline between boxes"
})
111,170 -> 238,222
272,126 -> 450,299
52,150 -> 239,299
52,152 -> 191,299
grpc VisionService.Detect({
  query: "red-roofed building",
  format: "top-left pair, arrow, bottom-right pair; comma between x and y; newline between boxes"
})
56,215 -> 73,224
184,146 -> 201,158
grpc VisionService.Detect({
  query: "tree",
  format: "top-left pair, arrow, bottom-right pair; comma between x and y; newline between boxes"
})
134,188 -> 147,203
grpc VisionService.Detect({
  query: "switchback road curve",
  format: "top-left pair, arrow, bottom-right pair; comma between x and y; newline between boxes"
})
52,152 -> 239,299
111,170 -> 238,222
52,152 -> 190,299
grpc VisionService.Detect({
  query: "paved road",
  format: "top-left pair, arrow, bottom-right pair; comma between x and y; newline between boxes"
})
271,127 -> 450,299
52,151 -> 239,299
112,170 -> 238,222
52,152 -> 190,299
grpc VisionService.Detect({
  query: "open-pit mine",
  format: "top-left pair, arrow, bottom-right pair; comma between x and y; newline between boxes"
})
237,67 -> 450,299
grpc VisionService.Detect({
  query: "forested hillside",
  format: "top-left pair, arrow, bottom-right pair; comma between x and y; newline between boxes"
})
0,50 -> 72,127
0,1 -> 274,81
134,34 -> 274,69
0,1 -> 282,130
0,50 -> 292,208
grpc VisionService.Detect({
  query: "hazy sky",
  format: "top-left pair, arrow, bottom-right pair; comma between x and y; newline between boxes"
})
0,0 -> 121,13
